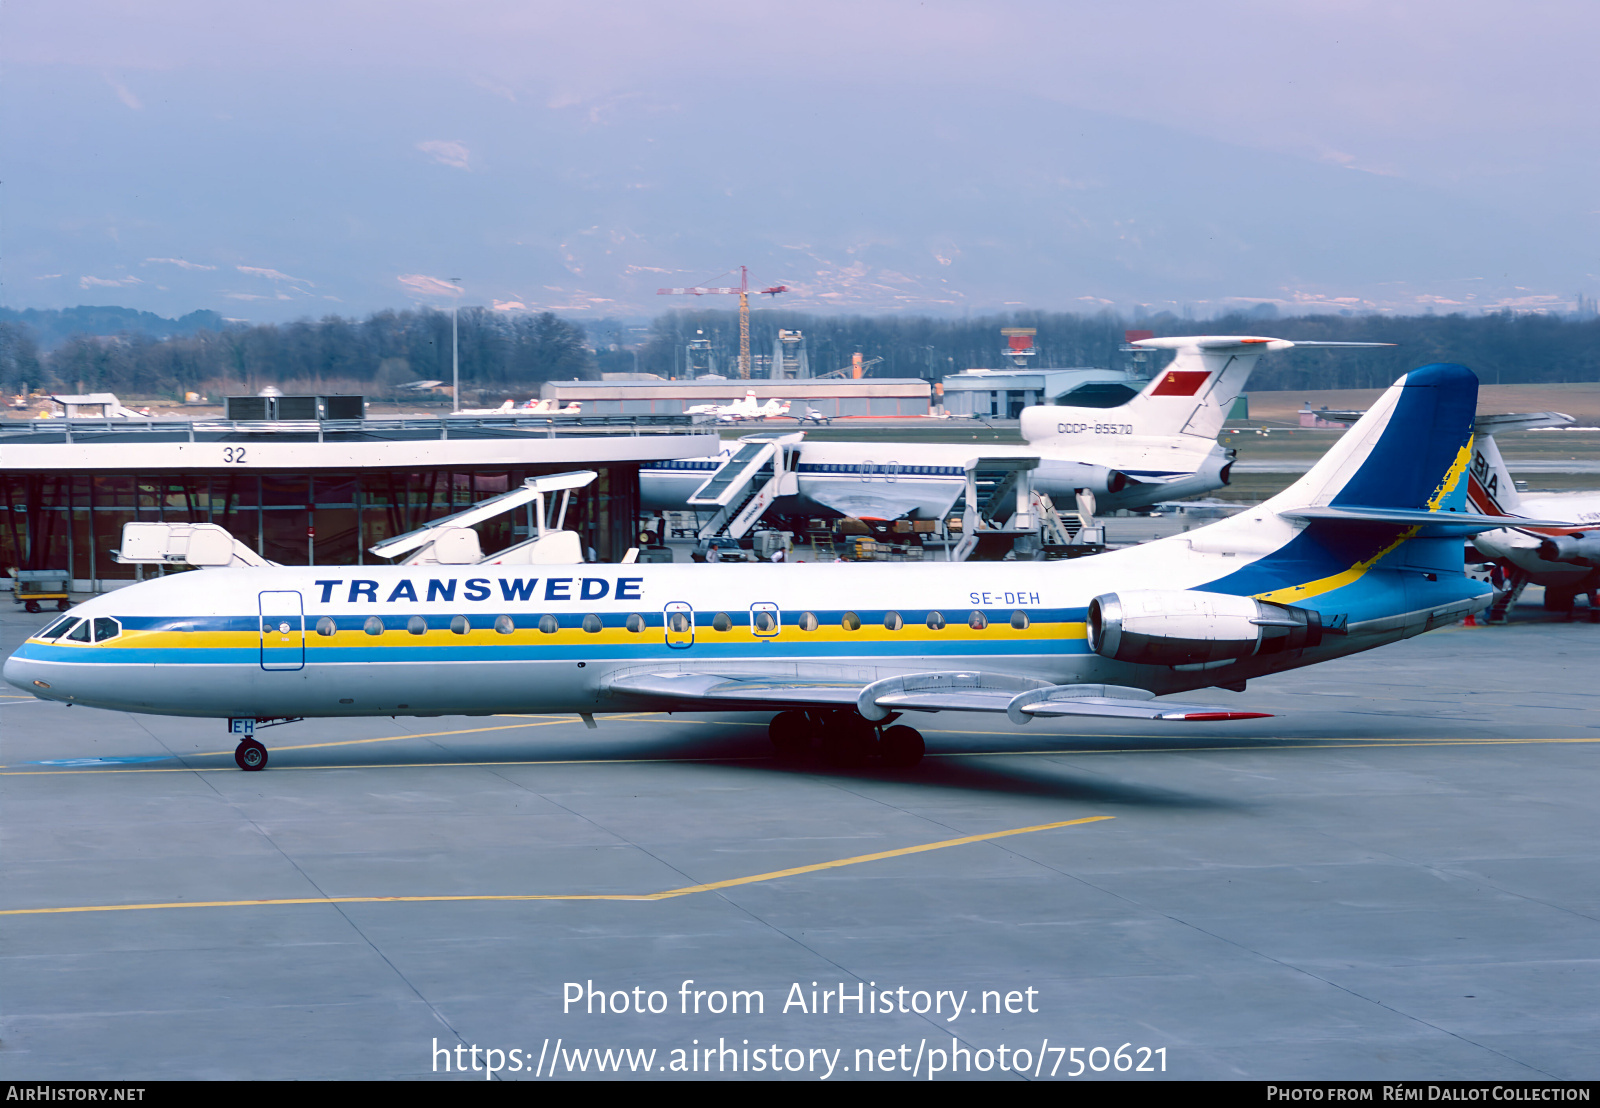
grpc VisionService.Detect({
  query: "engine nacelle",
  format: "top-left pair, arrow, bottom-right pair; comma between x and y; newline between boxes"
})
1030,459 -> 1129,498
1537,532 -> 1600,568
1087,590 -> 1323,667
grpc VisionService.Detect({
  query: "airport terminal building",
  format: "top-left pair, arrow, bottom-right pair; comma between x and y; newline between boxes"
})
1,413 -> 718,591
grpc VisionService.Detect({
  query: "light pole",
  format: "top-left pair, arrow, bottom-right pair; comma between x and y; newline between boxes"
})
450,277 -> 462,412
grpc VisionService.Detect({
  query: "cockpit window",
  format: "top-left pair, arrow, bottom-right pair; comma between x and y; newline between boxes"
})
64,619 -> 91,643
92,617 -> 122,643
36,616 -> 76,640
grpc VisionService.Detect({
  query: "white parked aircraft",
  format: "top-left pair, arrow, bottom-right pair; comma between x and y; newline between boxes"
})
643,336 -> 1388,520
8,362 -> 1523,774
1465,413 -> 1600,617
522,398 -> 583,415
451,399 -> 518,415
449,398 -> 583,416
686,391 -> 791,422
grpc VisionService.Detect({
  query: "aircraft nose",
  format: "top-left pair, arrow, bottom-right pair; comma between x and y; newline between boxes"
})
3,649 -> 48,696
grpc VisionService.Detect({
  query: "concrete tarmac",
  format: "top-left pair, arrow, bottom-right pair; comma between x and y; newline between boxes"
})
2,594 -> 1598,1081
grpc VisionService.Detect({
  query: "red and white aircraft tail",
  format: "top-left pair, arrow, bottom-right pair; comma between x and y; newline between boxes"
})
1020,336 -> 1391,449
1466,412 -> 1576,517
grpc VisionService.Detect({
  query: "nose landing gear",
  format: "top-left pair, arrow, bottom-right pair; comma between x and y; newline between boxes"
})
234,738 -> 268,771
767,709 -> 924,769
226,717 -> 299,770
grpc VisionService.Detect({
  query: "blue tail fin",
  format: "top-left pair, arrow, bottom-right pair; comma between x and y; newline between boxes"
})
1267,363 -> 1477,516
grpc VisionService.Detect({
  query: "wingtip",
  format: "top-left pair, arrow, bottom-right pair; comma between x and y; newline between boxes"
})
1164,711 -> 1275,722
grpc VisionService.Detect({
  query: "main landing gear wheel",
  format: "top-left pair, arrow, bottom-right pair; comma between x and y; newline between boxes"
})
768,710 -> 813,760
879,725 -> 925,769
234,738 -> 268,771
1544,586 -> 1578,614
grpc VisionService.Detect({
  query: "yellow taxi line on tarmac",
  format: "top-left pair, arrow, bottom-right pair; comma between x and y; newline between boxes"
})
194,715 -> 655,757
3,730 -> 1600,774
0,715 -> 657,771
0,755 -> 776,776
6,734 -> 1600,776
0,816 -> 1114,916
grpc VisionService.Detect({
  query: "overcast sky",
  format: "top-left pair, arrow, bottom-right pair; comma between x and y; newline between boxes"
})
4,0 -> 1596,322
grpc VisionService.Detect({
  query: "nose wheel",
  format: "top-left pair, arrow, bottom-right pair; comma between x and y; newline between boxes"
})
234,738 -> 268,771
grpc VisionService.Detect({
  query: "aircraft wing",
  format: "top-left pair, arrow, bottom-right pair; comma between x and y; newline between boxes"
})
605,670 -> 1270,724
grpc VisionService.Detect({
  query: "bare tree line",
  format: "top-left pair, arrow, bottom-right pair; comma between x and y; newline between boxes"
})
3,303 -> 1598,401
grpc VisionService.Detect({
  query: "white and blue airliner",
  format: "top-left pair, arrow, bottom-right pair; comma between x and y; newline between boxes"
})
6,362 -> 1524,772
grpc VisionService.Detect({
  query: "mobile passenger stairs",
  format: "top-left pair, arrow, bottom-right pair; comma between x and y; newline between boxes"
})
949,457 -> 1106,562
684,431 -> 804,554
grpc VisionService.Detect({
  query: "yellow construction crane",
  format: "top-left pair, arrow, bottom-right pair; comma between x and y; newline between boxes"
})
658,267 -> 788,378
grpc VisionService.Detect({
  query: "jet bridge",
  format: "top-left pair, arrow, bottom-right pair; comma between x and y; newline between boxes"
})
687,432 -> 803,544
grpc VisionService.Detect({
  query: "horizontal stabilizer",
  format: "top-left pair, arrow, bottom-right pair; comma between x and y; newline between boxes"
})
1282,505 -> 1577,533
1473,412 -> 1575,436
1132,337 -> 1395,353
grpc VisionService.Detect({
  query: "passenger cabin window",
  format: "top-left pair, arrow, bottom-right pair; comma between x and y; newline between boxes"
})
582,614 -> 603,634
625,614 -> 645,633
712,612 -> 732,632
1010,610 -> 1029,630
450,616 -> 469,635
316,617 -> 337,637
538,615 -> 559,634
968,611 -> 988,630
407,616 -> 427,636
883,611 -> 903,631
495,615 -> 515,635
925,611 -> 945,630
669,612 -> 691,634
841,612 -> 862,631
364,617 -> 384,636
798,611 -> 819,632
753,611 -> 776,634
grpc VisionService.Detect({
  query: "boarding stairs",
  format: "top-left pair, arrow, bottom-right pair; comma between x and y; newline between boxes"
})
1035,491 -> 1107,557
688,432 -> 803,544
948,457 -> 1042,562
368,470 -> 599,566
110,471 -> 610,574
947,459 -> 1108,562
112,522 -> 279,568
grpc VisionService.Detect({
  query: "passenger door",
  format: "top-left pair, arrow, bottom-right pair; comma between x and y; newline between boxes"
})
259,591 -> 305,671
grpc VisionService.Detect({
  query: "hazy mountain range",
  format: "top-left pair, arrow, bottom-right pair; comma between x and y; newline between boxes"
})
5,3 -> 1596,324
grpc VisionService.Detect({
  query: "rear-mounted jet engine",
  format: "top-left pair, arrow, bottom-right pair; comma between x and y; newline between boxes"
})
1087,590 -> 1322,667
1538,533 -> 1600,569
